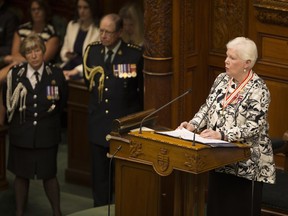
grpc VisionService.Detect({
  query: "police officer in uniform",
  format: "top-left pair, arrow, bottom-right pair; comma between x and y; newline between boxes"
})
3,33 -> 67,216
83,13 -> 143,207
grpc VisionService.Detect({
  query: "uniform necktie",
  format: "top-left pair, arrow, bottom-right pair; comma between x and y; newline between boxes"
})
34,71 -> 40,88
105,50 -> 113,69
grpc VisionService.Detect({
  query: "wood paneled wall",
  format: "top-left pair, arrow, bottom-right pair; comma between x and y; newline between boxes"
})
8,0 -> 288,142
251,1 -> 288,137
4,0 -> 287,189
143,0 -> 288,139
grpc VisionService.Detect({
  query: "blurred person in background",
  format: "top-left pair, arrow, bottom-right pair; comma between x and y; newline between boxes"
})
118,2 -> 144,46
3,0 -> 60,65
60,0 -> 100,80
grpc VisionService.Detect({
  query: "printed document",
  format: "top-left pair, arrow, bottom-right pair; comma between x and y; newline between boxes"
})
156,128 -> 237,147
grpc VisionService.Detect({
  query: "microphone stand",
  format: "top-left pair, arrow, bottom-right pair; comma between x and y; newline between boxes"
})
191,75 -> 226,146
192,129 -> 197,146
139,89 -> 192,134
108,145 -> 122,216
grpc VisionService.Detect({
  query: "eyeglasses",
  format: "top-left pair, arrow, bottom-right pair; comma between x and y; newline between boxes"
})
99,29 -> 116,37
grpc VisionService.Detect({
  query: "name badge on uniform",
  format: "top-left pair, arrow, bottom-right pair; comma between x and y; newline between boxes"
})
113,64 -> 137,78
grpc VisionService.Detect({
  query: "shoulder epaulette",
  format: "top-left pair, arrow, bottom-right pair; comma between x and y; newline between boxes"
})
12,63 -> 24,69
45,65 -> 53,75
88,41 -> 102,47
47,62 -> 58,68
127,43 -> 142,51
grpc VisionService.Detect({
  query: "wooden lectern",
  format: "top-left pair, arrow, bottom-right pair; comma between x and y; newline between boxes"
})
108,111 -> 251,216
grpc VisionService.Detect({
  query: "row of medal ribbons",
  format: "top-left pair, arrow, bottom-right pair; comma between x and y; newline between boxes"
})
46,85 -> 59,100
113,64 -> 137,78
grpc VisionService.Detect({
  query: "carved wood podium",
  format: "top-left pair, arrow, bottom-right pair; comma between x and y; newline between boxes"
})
108,111 -> 251,216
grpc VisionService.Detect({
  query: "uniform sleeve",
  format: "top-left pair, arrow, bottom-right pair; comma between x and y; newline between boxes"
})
58,68 -> 68,112
82,44 -> 93,89
2,68 -> 13,109
2,81 -> 7,109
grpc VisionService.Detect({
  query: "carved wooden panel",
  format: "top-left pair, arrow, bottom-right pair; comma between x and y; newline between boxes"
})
143,0 -> 173,128
144,0 -> 172,57
210,0 -> 248,54
183,0 -> 196,54
260,35 -> 288,65
179,0 -> 198,122
265,79 -> 288,137
254,0 -> 288,26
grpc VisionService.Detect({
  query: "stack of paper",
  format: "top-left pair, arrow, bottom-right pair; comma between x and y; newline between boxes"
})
156,128 -> 237,147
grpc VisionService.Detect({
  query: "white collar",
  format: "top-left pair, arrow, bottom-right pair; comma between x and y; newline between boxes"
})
27,63 -> 44,79
105,40 -> 122,55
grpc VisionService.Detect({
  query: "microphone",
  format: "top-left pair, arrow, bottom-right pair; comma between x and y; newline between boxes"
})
108,145 -> 122,216
139,89 -> 192,134
192,75 -> 226,146
192,92 -> 219,146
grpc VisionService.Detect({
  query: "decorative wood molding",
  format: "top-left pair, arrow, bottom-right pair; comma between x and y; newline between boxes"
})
143,70 -> 173,76
144,0 -> 172,58
157,148 -> 169,172
183,0 -> 196,54
254,0 -> 288,26
210,0 -> 247,53
130,141 -> 143,158
184,153 -> 207,171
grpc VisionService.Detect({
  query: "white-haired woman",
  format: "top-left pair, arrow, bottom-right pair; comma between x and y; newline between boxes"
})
179,37 -> 275,216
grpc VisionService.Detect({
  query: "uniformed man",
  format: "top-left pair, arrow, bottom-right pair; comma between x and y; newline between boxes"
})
83,13 -> 143,207
3,33 -> 67,216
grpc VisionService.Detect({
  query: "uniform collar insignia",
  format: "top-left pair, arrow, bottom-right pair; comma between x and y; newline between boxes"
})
46,65 -> 52,75
17,68 -> 25,77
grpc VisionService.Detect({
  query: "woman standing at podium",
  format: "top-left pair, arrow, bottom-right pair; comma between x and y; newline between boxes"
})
179,37 -> 275,216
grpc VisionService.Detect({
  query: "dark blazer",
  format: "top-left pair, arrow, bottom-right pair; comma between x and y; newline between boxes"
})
3,62 -> 68,149
83,40 -> 144,147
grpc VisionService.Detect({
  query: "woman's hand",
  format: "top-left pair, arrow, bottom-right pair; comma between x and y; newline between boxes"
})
178,121 -> 195,132
65,51 -> 77,60
200,129 -> 222,140
3,55 -> 25,64
63,68 -> 80,80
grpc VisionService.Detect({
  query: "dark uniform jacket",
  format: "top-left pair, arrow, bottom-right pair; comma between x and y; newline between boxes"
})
83,41 -> 143,147
3,63 -> 68,149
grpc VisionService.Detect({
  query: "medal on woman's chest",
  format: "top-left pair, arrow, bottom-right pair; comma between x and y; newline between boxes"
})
47,80 -> 59,102
222,70 -> 253,115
